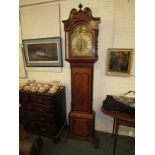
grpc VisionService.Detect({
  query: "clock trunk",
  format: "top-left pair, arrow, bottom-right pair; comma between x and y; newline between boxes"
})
71,63 -> 93,113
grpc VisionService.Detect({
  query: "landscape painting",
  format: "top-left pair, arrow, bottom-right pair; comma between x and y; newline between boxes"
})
23,37 -> 63,67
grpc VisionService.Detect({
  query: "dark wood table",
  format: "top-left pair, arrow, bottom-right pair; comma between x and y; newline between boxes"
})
101,107 -> 135,155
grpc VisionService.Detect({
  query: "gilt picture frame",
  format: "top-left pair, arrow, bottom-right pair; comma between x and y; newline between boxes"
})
106,48 -> 133,76
19,46 -> 27,78
23,37 -> 63,67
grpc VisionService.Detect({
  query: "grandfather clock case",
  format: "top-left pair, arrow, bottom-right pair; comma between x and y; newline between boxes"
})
63,4 -> 101,141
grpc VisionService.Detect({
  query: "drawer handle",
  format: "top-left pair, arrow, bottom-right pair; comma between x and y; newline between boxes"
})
38,99 -> 43,103
40,117 -> 45,121
41,128 -> 46,132
39,108 -> 43,112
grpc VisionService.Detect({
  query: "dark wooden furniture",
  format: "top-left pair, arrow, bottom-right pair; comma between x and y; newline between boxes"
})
62,4 -> 101,141
101,107 -> 135,155
19,86 -> 66,142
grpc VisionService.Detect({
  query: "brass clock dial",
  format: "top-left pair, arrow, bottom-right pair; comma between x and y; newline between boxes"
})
71,24 -> 92,56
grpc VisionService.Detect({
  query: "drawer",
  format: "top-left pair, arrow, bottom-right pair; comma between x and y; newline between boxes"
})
20,104 -> 34,111
34,104 -> 54,114
19,94 -> 29,103
23,122 -> 57,136
20,111 -> 55,124
29,95 -> 54,105
20,103 -> 53,114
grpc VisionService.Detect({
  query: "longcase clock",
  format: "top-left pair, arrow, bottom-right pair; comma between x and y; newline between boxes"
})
63,4 -> 101,141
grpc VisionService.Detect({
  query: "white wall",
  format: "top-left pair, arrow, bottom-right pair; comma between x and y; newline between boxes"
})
19,0 -> 135,136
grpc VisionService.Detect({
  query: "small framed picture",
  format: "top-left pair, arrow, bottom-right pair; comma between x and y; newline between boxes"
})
23,37 -> 63,67
19,46 -> 27,78
106,48 -> 134,76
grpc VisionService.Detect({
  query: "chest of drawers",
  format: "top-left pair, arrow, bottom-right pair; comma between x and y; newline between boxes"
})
19,86 -> 66,139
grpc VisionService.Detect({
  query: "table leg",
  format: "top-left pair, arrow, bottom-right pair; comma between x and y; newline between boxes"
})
113,119 -> 119,155
112,118 -> 116,137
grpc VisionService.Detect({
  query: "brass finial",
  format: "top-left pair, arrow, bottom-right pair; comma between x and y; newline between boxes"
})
79,3 -> 83,10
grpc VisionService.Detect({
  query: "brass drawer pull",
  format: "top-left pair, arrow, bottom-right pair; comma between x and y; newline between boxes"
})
40,117 -> 45,121
41,128 -> 46,132
38,99 -> 43,103
39,108 -> 43,112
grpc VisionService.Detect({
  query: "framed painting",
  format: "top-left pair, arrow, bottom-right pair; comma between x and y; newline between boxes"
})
106,48 -> 134,76
19,46 -> 27,78
23,37 -> 63,67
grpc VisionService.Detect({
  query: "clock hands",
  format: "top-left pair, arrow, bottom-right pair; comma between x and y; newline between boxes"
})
71,25 -> 92,56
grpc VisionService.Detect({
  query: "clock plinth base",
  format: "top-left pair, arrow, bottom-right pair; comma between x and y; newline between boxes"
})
69,111 -> 95,141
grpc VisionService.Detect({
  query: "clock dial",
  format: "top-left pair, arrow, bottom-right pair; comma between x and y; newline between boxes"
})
71,24 -> 92,56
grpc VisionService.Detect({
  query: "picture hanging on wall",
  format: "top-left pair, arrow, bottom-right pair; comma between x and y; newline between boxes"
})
19,46 -> 27,78
106,48 -> 133,76
23,37 -> 63,67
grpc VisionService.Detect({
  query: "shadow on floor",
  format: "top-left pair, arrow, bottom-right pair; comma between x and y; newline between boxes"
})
38,131 -> 135,155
